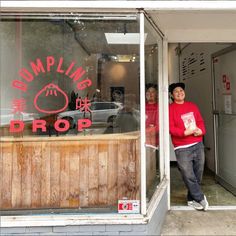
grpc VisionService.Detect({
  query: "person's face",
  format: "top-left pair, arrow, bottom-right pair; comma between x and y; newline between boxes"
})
146,87 -> 157,104
172,87 -> 185,103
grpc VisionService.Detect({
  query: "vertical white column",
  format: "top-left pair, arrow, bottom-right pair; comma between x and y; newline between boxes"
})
163,38 -> 171,209
158,35 -> 164,182
139,12 -> 146,215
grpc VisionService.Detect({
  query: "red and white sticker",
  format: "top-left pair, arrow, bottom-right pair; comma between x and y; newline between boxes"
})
118,200 -> 140,214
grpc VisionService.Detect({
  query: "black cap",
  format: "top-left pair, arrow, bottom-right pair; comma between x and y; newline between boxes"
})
169,82 -> 185,94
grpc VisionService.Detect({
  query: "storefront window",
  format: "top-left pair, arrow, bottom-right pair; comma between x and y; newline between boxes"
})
0,15 -> 141,137
0,14 -> 141,213
144,17 -> 162,203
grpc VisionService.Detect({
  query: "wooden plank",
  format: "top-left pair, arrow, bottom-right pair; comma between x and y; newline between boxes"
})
98,143 -> 108,205
117,140 -> 129,200
1,143 -> 13,208
107,141 -> 118,205
21,142 -> 32,208
59,143 -> 70,208
126,140 -> 137,200
68,143 -> 80,208
50,143 -> 61,207
136,137 -> 141,200
31,142 -> 42,208
88,142 -> 99,206
79,143 -> 89,207
0,142 -> 4,208
11,143 -> 22,208
41,142 -> 51,207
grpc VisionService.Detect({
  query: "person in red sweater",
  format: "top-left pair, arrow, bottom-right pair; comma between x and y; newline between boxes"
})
145,84 -> 159,148
169,82 -> 209,211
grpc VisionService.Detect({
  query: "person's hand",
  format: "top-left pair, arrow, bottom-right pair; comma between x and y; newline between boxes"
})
184,127 -> 194,136
193,128 -> 202,136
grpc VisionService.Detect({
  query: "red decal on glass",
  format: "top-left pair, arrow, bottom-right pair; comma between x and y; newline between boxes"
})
34,83 -> 68,114
54,119 -> 70,132
65,61 -> 75,75
10,120 -> 25,132
19,68 -> 34,82
30,58 -> 46,76
69,67 -> 86,82
12,80 -> 28,92
47,56 -> 55,72
77,78 -> 92,90
9,57 -> 95,134
77,119 -> 92,131
76,97 -> 91,113
32,120 -> 47,132
12,98 -> 26,113
56,57 -> 65,73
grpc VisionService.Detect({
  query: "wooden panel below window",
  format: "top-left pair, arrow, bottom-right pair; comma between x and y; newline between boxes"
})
0,133 -> 140,210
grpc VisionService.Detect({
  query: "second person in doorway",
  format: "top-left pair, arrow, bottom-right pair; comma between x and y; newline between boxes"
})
145,83 -> 159,148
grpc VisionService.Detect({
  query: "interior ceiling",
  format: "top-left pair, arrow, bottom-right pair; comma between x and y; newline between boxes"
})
66,18 -> 157,56
68,19 -> 140,55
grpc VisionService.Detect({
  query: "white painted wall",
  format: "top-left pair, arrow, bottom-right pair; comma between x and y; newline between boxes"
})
168,43 -> 179,85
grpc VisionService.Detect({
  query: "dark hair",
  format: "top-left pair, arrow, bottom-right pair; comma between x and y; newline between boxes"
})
145,83 -> 157,91
168,82 -> 185,94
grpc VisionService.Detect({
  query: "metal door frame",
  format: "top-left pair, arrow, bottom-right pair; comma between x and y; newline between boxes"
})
212,44 -> 236,195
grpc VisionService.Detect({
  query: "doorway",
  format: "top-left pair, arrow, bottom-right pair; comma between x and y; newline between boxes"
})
169,43 -> 236,207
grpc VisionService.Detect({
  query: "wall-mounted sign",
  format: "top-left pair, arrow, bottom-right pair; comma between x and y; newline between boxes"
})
181,52 -> 206,80
222,74 -> 231,95
224,95 -> 232,114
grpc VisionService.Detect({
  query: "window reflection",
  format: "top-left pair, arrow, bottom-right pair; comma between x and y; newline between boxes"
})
114,94 -> 140,133
146,84 -> 159,148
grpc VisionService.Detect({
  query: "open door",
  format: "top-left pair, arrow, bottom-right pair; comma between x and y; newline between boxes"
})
212,45 -> 236,195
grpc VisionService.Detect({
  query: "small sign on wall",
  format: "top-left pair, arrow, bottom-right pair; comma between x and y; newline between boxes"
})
224,95 -> 232,114
181,52 -> 206,80
118,200 -> 140,214
222,74 -> 231,94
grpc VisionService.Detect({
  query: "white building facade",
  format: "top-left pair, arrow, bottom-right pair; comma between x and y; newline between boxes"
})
1,1 -> 236,235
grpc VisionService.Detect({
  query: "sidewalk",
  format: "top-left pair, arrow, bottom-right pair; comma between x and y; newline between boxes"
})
161,209 -> 236,235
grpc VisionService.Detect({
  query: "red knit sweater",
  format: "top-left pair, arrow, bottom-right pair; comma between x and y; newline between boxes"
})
146,103 -> 159,146
146,103 -> 159,128
169,101 -> 206,147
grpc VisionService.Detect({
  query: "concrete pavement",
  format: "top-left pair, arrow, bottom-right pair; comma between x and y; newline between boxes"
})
161,209 -> 236,235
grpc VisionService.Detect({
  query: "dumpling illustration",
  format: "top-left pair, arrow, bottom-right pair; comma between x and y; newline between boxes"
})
34,83 -> 68,114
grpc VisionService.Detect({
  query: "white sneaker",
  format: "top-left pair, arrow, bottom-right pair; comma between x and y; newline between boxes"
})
199,195 -> 209,211
187,200 -> 204,210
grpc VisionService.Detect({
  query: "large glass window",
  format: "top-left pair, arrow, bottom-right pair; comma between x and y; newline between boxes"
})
0,12 -> 164,215
0,14 -> 140,137
144,16 -> 162,204
0,14 -> 141,213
